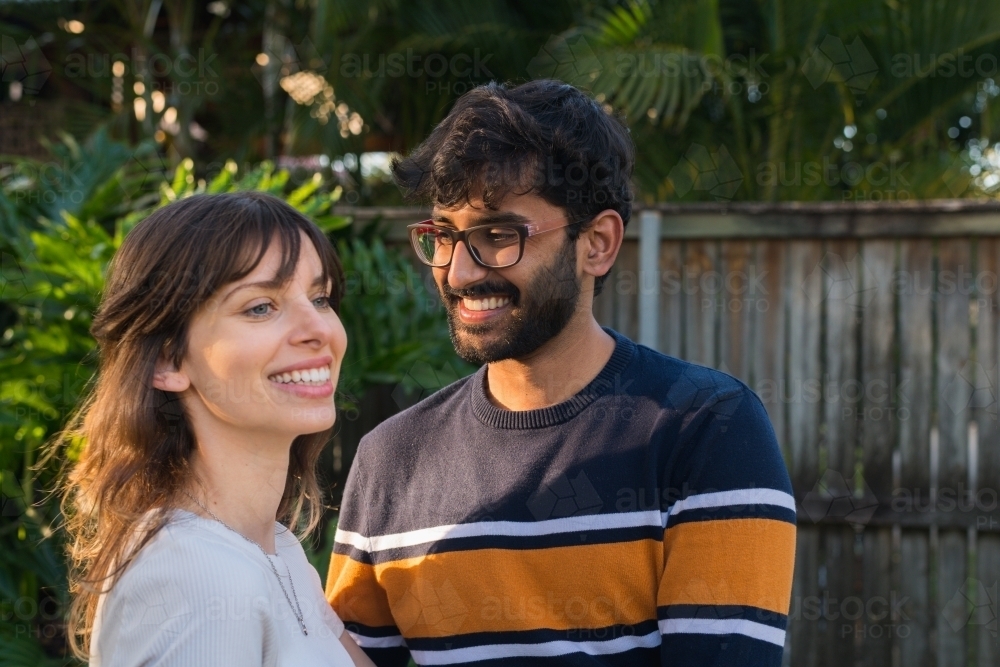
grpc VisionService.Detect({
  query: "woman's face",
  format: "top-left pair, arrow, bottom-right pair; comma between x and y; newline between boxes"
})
162,231 -> 348,441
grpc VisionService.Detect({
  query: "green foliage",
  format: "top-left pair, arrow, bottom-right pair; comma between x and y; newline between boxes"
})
556,0 -> 1000,201
336,235 -> 470,405
0,131 -> 465,663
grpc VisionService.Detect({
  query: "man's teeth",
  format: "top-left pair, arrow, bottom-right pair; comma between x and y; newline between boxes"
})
462,296 -> 510,312
268,366 -> 331,384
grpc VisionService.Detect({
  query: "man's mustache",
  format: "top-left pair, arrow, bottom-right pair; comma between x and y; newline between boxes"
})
441,280 -> 520,303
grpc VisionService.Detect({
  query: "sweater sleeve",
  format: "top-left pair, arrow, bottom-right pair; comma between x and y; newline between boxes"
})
91,525 -> 271,667
657,383 -> 797,666
325,441 -> 411,667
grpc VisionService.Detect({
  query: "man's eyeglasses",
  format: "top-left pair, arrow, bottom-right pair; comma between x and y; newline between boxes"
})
406,219 -> 573,269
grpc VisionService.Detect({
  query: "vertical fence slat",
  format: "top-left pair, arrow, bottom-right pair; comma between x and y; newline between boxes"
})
787,240 -> 824,493
823,240 -> 861,493
682,240 -> 719,367
815,240 -> 863,665
858,240 -> 898,667
860,240 -> 898,514
975,535 -> 1000,667
659,241 -> 683,358
718,240 -> 754,383
825,527 -> 860,667
975,238 -> 1000,667
898,238 -> 934,667
594,248 -> 619,330
754,240 -> 788,458
615,240 -> 640,342
791,525 -> 821,666
786,240 -> 825,665
936,239 -> 972,667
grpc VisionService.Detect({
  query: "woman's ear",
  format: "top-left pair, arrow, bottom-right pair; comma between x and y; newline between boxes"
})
152,354 -> 190,393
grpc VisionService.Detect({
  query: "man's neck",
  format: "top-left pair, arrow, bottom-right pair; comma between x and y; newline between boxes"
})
483,315 -> 616,411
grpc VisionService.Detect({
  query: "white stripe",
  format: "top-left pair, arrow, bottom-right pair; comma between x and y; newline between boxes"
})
659,617 -> 786,646
335,510 -> 663,553
347,631 -> 406,649
668,489 -> 796,518
410,631 -> 661,665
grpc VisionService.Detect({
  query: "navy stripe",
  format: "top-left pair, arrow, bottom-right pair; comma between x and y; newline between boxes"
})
666,504 -> 797,528
344,621 -> 404,638
658,604 -> 787,630
659,632 -> 784,666
334,525 -> 663,565
436,646 -> 660,667
403,621 -> 661,652
359,645 -> 410,666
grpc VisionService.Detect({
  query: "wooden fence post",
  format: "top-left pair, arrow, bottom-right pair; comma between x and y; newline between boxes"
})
639,209 -> 661,349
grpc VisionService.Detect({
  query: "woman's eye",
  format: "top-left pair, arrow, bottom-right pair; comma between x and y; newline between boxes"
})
246,302 -> 272,317
314,295 -> 332,308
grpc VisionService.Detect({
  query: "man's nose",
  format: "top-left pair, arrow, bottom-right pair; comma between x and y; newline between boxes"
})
446,239 -> 489,289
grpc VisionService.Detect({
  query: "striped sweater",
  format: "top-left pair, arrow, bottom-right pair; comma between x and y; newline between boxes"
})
326,328 -> 796,666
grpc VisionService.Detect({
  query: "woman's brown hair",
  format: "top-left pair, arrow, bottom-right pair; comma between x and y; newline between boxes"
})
52,191 -> 345,659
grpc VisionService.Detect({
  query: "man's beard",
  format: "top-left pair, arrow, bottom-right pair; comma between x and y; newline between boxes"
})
440,238 -> 581,366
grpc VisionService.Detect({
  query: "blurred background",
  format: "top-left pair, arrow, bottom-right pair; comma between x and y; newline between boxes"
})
1,1 -> 999,666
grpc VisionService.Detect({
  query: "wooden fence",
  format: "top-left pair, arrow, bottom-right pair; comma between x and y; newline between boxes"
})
335,201 -> 1000,667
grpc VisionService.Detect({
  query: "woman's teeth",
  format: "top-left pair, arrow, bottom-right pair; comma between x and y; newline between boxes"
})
268,366 -> 331,384
462,296 -> 510,312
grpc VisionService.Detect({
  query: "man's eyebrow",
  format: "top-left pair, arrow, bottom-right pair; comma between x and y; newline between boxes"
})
429,211 -> 530,226
224,274 -> 327,303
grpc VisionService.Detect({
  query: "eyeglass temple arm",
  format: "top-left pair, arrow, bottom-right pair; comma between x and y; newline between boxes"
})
523,220 -> 574,237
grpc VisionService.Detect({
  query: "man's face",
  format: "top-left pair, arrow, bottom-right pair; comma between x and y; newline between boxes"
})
430,194 -> 583,365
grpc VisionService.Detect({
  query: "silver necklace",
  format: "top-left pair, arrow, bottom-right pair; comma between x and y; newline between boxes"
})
182,491 -> 308,636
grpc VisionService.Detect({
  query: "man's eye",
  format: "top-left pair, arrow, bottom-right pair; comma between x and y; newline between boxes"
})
484,229 -> 519,243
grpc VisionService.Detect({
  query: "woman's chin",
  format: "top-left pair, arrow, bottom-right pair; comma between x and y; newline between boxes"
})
286,406 -> 337,432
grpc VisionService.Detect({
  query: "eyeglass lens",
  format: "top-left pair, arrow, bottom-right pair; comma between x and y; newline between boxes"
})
412,226 -> 522,268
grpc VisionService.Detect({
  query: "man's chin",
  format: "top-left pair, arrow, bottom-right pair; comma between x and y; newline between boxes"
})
448,326 -> 514,365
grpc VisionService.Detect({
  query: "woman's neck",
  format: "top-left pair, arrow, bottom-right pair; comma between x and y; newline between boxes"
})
183,436 -> 291,554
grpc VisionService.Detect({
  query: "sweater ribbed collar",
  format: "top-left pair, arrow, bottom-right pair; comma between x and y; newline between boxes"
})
469,327 -> 636,430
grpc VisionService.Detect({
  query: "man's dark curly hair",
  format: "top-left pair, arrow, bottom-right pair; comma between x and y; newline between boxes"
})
391,79 -> 635,296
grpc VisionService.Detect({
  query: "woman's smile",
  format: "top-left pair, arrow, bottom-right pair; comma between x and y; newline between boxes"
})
266,354 -> 335,397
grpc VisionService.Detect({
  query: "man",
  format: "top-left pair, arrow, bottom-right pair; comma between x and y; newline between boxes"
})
326,79 -> 796,666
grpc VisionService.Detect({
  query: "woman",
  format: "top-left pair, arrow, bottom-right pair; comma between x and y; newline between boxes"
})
56,191 -> 375,666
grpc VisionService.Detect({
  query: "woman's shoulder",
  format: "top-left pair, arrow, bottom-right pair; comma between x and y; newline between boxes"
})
111,509 -> 272,600
91,511 -> 276,665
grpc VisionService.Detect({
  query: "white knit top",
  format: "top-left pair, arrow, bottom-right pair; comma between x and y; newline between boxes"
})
90,509 -> 355,666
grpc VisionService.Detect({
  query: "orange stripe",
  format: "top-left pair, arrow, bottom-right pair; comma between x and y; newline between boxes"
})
657,518 -> 796,614
369,540 -> 663,638
326,553 -> 398,629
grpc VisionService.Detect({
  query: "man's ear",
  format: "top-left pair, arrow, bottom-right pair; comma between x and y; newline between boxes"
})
152,354 -> 190,393
580,209 -> 624,279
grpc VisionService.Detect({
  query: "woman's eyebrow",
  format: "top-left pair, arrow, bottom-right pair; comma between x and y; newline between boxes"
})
223,274 -> 327,303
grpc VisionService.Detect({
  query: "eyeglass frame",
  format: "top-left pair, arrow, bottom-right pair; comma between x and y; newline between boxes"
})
406,218 -> 578,269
